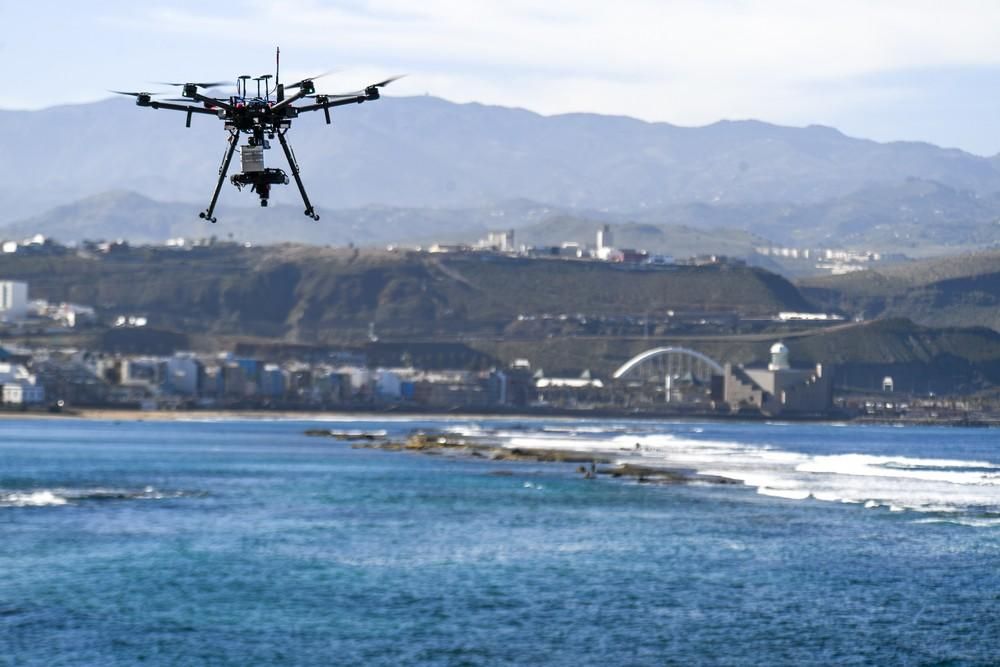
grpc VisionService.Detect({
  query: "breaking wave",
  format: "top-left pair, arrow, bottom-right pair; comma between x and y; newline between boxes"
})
478,428 -> 1000,519
0,486 -> 195,508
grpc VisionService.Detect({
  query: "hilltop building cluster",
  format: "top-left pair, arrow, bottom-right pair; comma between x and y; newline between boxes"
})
0,279 -> 97,328
429,227 -> 894,275
456,225 -> 678,266
1,233 -> 59,255
755,245 -> 907,275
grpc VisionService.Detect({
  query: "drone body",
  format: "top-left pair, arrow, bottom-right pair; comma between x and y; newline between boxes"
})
115,49 -> 400,222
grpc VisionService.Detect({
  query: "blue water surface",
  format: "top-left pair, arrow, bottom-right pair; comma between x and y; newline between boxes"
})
1,417 -> 998,666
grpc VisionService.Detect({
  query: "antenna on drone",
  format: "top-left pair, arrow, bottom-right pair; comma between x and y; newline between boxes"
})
275,47 -> 284,102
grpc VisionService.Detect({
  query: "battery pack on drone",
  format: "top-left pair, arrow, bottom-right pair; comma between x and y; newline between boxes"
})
241,145 -> 265,173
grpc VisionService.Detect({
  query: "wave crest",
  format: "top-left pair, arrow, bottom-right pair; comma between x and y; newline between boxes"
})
0,486 -> 195,508
491,430 -> 1000,519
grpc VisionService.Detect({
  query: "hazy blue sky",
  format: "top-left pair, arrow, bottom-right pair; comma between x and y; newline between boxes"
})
6,0 -> 1000,155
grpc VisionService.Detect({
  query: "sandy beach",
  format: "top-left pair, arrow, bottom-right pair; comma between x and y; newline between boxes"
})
0,409 -> 346,422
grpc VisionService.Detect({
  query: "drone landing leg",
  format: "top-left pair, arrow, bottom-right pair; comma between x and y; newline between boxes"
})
200,131 -> 239,223
277,130 -> 320,221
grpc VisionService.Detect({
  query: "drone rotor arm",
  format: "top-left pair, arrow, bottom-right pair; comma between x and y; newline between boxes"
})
146,100 -> 219,116
298,75 -> 404,111
184,89 -> 236,113
270,82 -> 316,113
295,94 -> 370,115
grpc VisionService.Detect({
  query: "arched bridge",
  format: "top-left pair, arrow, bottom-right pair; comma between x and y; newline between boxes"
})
613,347 -> 724,383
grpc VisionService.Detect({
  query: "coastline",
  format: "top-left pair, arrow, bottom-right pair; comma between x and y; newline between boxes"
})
0,408 -> 379,422
1,405 -> 995,427
2,405 -> 997,427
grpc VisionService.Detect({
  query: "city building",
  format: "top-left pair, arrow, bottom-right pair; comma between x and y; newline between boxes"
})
535,369 -> 606,406
720,342 -> 833,416
164,353 -> 201,396
0,361 -> 45,405
0,281 -> 29,322
2,381 -> 45,405
120,358 -> 161,388
596,224 -> 613,253
483,229 -> 515,252
608,248 -> 648,263
259,364 -> 288,399
375,369 -> 403,399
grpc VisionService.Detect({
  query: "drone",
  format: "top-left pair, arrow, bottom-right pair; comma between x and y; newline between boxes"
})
113,48 -> 401,222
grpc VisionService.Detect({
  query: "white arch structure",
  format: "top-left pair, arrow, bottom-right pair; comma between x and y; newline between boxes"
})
612,346 -> 724,381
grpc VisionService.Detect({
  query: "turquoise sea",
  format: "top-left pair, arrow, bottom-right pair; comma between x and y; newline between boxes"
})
2,417 -> 999,665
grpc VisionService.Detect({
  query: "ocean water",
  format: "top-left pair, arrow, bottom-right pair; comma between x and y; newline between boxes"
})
1,417 -> 999,666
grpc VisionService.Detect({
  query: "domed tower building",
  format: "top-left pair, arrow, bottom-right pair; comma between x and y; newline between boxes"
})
721,341 -> 833,416
768,342 -> 790,371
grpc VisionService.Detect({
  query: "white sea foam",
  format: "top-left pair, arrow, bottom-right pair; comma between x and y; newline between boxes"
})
913,517 -> 1000,528
541,425 -> 622,434
757,487 -> 811,500
1,491 -> 68,507
492,430 -> 1000,518
0,486 -> 186,508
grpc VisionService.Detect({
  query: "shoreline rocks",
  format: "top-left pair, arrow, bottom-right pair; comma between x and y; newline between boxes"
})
305,428 -> 738,487
304,429 -> 382,441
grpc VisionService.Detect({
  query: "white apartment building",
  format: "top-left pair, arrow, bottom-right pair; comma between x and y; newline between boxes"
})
0,281 -> 28,322
3,382 -> 45,405
0,361 -> 44,405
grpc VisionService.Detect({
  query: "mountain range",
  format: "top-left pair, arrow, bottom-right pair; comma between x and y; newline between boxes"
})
2,95 -> 1000,254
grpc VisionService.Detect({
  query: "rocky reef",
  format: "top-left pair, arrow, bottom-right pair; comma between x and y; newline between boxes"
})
305,429 -> 739,486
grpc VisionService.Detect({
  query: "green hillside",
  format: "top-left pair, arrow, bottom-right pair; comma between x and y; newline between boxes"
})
800,250 -> 1000,331
0,245 -> 813,343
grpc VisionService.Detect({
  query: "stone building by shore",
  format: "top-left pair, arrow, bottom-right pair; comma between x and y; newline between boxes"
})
721,342 -> 833,416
